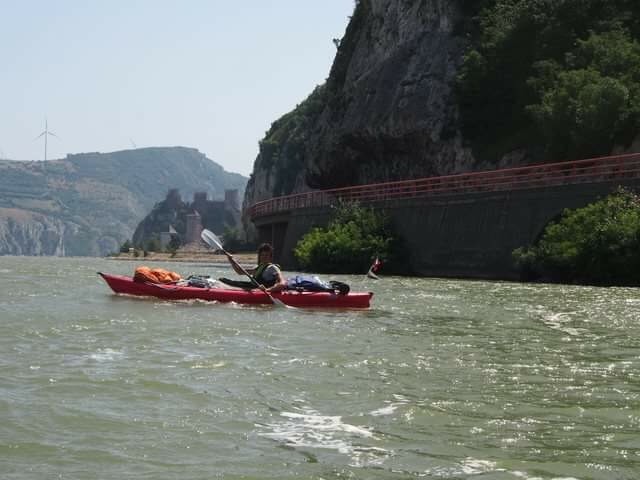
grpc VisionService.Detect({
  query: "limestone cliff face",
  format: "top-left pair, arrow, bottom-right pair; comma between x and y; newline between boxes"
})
244,0 -> 475,209
0,208 -> 67,256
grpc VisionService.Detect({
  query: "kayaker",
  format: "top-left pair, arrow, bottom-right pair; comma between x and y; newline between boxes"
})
219,243 -> 287,293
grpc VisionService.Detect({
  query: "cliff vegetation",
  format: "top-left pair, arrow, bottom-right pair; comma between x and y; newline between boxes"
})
458,0 -> 640,162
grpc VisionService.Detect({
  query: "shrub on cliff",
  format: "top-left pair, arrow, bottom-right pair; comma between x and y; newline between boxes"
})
294,203 -> 395,274
513,188 -> 640,285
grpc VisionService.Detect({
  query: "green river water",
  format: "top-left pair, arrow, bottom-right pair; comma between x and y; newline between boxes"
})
1,256 -> 639,479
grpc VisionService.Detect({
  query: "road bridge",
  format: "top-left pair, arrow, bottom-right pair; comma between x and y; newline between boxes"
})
247,153 -> 640,278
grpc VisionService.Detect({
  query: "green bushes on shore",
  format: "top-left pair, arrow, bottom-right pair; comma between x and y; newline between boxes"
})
294,203 -> 396,274
513,188 -> 640,285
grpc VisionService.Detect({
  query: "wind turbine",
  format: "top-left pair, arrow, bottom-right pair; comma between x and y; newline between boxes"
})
34,118 -> 58,161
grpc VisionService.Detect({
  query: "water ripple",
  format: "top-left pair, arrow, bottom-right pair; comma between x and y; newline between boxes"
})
1,257 -> 639,479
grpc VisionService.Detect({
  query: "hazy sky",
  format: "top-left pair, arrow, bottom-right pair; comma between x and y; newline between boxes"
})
0,1 -> 354,175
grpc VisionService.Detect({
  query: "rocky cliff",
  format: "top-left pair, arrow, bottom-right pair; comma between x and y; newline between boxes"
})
244,0 -> 476,208
0,208 -> 67,256
0,147 -> 246,256
246,0 -> 640,212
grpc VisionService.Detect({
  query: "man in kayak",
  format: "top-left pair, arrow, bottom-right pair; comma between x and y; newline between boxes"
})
219,243 -> 287,293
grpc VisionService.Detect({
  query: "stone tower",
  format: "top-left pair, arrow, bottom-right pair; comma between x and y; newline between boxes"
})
193,192 -> 208,213
185,211 -> 202,245
224,189 -> 240,211
166,188 -> 182,209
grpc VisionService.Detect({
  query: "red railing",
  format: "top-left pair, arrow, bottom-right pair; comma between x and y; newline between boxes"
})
247,153 -> 640,219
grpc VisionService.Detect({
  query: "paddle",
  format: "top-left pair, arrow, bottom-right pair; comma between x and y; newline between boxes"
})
200,229 -> 288,308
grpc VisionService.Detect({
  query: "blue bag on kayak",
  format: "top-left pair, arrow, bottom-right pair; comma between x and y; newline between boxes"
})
286,275 -> 350,295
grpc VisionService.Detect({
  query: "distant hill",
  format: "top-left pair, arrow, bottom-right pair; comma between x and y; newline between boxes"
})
0,147 -> 247,256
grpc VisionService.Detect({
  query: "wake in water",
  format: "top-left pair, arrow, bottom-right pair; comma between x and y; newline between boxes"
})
257,405 -> 391,467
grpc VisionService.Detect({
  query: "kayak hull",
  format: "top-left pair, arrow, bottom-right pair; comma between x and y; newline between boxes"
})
98,272 -> 373,308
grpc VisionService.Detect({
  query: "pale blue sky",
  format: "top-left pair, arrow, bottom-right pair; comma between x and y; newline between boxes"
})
0,1 -> 354,175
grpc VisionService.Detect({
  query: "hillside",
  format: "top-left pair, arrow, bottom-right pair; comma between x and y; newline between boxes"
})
0,147 -> 246,256
244,0 -> 640,208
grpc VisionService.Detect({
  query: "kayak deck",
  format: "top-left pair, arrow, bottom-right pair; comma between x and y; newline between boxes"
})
98,272 -> 373,308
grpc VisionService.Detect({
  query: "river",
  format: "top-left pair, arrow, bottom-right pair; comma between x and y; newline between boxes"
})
1,256 -> 639,479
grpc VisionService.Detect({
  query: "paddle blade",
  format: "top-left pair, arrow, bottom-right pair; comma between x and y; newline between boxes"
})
201,229 -> 223,251
270,295 -> 289,308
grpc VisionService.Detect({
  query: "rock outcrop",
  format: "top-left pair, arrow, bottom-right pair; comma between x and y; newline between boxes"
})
245,0 -> 475,209
0,208 -> 67,256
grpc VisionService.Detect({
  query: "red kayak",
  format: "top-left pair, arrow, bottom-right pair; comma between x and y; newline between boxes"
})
98,272 -> 373,308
